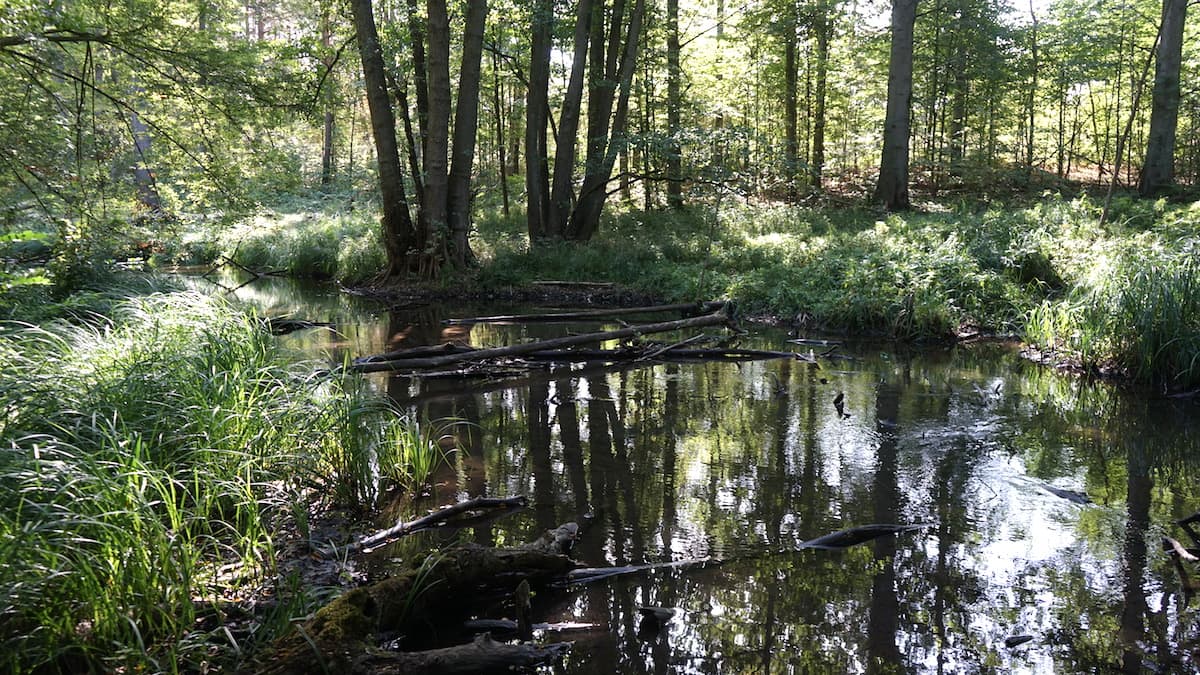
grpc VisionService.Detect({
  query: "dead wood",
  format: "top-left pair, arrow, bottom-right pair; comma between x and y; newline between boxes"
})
344,496 -> 527,554
442,301 -> 725,325
354,633 -> 572,674
351,304 -> 735,374
462,619 -> 598,634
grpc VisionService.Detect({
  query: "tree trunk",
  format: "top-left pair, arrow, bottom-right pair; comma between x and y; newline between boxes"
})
666,0 -> 683,208
320,3 -> 335,186
1138,0 -> 1187,196
446,0 -> 487,267
1026,0 -> 1038,175
811,1 -> 832,190
874,0 -> 917,210
568,0 -> 646,241
350,0 -> 415,278
548,0 -> 596,236
784,8 -> 799,202
491,40 -> 510,217
525,0 -> 553,241
423,0 -> 452,268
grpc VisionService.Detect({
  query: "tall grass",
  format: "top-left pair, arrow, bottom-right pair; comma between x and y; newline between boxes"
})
0,291 -> 437,672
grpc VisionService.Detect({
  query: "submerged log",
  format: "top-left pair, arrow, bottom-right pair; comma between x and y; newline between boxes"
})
443,301 -> 725,325
352,304 -> 735,374
797,523 -> 930,550
265,525 -> 580,675
345,496 -> 528,554
521,347 -> 818,364
354,633 -> 572,674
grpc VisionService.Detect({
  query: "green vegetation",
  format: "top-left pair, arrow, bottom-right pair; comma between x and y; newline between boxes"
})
467,195 -> 1200,389
0,290 -> 444,672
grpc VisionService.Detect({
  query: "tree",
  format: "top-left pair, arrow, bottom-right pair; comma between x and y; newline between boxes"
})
350,0 -> 419,278
875,0 -> 918,210
1138,0 -> 1188,196
525,0 -> 647,243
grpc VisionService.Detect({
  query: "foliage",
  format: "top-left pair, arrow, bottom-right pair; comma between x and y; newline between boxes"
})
0,290 -> 437,671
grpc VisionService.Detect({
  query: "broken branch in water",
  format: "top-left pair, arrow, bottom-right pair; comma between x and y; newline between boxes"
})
354,633 -> 572,675
344,496 -> 527,554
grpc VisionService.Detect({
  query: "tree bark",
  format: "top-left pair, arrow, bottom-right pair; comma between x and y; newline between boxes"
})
1138,0 -> 1188,196
350,0 -> 416,277
874,0 -> 917,210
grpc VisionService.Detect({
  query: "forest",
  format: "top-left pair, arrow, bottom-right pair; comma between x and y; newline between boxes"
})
2,0 -> 1200,672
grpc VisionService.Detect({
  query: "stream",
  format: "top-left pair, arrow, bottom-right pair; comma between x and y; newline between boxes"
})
197,273 -> 1200,674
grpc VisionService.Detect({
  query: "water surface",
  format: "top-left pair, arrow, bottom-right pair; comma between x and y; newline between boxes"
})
212,274 -> 1200,674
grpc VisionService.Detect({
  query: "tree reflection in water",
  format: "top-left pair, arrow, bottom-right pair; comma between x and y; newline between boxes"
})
352,313 -> 1200,674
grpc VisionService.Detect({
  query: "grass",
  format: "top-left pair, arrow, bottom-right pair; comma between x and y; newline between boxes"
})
0,290 -> 445,672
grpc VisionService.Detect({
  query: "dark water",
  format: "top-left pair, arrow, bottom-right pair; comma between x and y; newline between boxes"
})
208,274 -> 1200,674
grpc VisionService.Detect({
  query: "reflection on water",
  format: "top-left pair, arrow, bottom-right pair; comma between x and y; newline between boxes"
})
214,276 -> 1200,674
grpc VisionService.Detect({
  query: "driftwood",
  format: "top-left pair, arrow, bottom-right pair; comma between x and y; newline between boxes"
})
443,301 -> 725,325
344,496 -> 528,554
354,633 -> 572,674
352,304 -> 735,374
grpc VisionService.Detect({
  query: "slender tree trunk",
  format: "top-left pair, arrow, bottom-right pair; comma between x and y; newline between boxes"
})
875,0 -> 917,210
491,41 -> 510,218
350,0 -> 415,278
1026,1 -> 1038,175
784,8 -> 799,202
320,3 -> 335,186
1138,0 -> 1188,196
525,0 -> 553,241
666,0 -> 683,208
446,0 -> 487,267
811,1 -> 832,190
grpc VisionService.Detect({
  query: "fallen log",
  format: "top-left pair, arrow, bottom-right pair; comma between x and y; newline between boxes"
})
344,496 -> 528,554
353,633 -> 572,674
442,301 -> 725,325
358,343 -> 478,363
351,304 -> 735,374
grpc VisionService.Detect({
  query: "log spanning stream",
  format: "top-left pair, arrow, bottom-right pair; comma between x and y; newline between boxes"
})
204,273 -> 1200,673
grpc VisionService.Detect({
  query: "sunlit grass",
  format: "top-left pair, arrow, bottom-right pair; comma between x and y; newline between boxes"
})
0,290 -> 440,672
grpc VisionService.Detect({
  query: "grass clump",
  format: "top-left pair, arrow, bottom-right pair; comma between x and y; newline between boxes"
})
211,209 -> 384,284
0,290 -> 437,672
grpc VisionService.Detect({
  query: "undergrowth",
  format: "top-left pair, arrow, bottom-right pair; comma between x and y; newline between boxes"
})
0,291 -> 441,672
